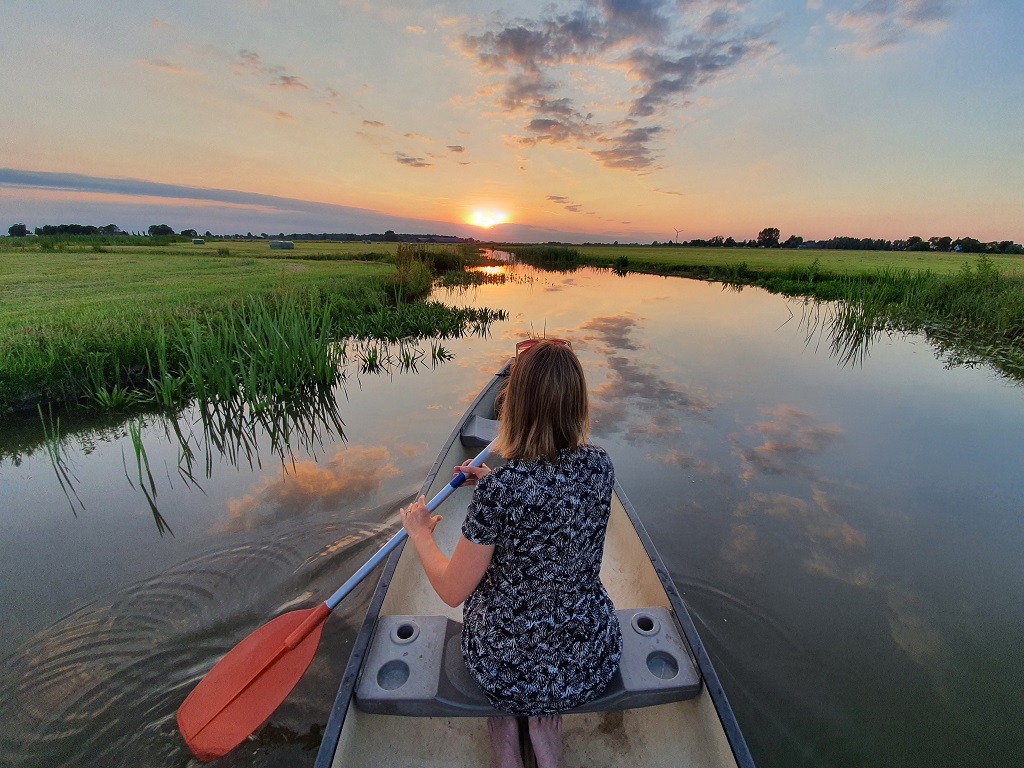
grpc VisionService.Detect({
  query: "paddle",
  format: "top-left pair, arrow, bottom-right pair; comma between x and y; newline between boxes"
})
177,439 -> 496,762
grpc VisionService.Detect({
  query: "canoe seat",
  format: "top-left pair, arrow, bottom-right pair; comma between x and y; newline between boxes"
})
355,607 -> 701,717
460,415 -> 498,448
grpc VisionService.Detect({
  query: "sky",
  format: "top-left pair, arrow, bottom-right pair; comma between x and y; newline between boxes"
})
1,0 -> 1022,244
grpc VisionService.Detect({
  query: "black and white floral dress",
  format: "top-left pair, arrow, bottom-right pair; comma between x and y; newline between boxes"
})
461,444 -> 622,715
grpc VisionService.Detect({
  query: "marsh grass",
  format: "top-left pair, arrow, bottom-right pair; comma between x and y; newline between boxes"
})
1,244 -> 506,413
506,245 -> 582,272
793,257 -> 1024,377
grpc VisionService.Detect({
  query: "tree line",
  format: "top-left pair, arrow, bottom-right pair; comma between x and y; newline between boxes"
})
8,221 -> 1023,254
5,223 -> 471,243
662,227 -> 1023,254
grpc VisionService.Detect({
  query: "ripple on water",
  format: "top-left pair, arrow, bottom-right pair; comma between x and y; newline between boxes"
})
0,520 -> 394,767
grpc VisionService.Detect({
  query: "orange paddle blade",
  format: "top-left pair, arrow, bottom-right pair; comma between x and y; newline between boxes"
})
177,604 -> 330,762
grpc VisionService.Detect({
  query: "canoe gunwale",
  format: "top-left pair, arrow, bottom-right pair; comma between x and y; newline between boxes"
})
314,361 -> 511,768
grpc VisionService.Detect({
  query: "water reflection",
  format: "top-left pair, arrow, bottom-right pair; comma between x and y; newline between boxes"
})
27,340 -> 460,535
219,444 -> 402,533
0,520 -> 393,768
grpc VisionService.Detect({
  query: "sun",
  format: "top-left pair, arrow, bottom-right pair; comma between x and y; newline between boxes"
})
468,208 -> 509,228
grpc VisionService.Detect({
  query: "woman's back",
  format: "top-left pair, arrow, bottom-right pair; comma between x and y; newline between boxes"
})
461,445 -> 622,715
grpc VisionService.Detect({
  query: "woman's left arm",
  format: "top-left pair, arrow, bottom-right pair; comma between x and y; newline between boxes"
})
401,495 -> 494,608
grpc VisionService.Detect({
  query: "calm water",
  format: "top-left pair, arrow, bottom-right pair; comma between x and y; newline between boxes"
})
1,261 -> 1022,767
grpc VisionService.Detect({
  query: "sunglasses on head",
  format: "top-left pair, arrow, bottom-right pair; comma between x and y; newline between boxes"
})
515,338 -> 571,361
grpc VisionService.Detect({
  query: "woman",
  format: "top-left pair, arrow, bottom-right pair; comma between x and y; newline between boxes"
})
401,340 -> 622,768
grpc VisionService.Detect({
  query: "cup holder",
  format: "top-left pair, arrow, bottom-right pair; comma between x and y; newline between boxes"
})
377,659 -> 411,690
391,620 -> 420,645
645,650 -> 679,680
630,612 -> 660,636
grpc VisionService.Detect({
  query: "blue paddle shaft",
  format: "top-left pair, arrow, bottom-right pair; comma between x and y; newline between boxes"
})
324,439 -> 495,610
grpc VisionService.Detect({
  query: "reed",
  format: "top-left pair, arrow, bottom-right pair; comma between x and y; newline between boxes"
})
506,245 -> 582,272
794,257 -> 1024,378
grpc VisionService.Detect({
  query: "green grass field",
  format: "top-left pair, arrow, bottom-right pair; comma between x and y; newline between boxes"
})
572,245 -> 1024,277
0,244 -> 393,333
0,239 -> 497,413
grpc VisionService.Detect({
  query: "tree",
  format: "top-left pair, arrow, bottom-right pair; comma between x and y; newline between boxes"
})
757,227 -> 780,248
782,234 -> 804,248
955,237 -> 985,253
181,229 -> 198,238
930,236 -> 952,252
148,224 -> 175,236
8,223 -> 28,237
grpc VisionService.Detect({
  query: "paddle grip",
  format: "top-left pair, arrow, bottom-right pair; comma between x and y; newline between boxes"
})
323,439 -> 495,611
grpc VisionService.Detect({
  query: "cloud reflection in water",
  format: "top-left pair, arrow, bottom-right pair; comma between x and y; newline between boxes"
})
219,444 -> 404,532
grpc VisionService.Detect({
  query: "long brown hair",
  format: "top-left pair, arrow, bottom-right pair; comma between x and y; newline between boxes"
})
495,340 -> 589,461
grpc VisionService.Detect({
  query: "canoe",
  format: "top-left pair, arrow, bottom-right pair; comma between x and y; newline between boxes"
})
314,358 -> 755,767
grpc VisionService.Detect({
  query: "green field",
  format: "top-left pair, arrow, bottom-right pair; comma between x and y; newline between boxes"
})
0,239 -> 496,413
0,242 -> 394,332
572,245 -> 1024,277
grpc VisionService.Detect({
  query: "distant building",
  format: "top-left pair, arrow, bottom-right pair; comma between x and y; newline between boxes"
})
192,238 -> 205,245
270,240 -> 295,250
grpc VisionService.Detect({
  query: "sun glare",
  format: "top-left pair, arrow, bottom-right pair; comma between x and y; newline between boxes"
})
468,209 -> 509,228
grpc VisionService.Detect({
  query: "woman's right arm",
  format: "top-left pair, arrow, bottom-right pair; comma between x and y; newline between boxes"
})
403,495 -> 494,608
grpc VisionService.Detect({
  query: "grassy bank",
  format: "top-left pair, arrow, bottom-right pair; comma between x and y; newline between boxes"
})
0,240 -> 502,413
508,244 -> 1024,380
514,244 -> 1023,277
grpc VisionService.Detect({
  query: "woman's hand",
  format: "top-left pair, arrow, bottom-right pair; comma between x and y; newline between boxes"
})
455,463 -> 491,485
401,495 -> 442,542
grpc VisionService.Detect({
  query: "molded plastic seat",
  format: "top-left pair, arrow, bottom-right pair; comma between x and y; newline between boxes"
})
459,416 -> 498,448
355,607 -> 701,717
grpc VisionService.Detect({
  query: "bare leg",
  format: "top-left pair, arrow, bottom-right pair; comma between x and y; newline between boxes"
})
488,716 -> 525,768
528,715 -> 563,768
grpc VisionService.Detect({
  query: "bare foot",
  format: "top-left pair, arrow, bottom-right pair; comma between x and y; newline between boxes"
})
528,715 -> 563,768
488,717 -> 524,768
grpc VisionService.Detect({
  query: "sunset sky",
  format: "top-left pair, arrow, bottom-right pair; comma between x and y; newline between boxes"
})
1,0 -> 1021,243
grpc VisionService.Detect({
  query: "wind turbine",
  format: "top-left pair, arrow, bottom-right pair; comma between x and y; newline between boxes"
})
673,227 -> 684,244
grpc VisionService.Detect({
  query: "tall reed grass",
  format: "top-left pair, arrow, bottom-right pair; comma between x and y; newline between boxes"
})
1,285 -> 505,414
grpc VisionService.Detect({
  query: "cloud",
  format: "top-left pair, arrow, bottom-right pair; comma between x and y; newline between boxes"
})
726,486 -> 870,578
731,404 -> 843,482
462,0 -> 775,171
236,49 -> 312,90
218,445 -> 401,532
650,448 -> 723,477
137,58 -> 191,76
0,167 -> 471,235
580,314 -> 715,438
447,145 -> 465,152
363,119 -> 386,128
546,194 -> 587,214
828,0 -> 956,55
395,153 -> 432,168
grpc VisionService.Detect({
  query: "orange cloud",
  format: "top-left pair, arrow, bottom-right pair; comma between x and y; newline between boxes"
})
219,444 -> 401,532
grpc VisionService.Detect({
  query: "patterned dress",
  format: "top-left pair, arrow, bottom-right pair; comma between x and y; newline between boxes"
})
460,445 -> 622,715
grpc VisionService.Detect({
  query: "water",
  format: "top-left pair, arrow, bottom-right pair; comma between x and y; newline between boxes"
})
1,261 -> 1022,767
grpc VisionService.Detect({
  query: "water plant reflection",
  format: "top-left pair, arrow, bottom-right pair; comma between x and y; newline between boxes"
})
35,339 -> 459,533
